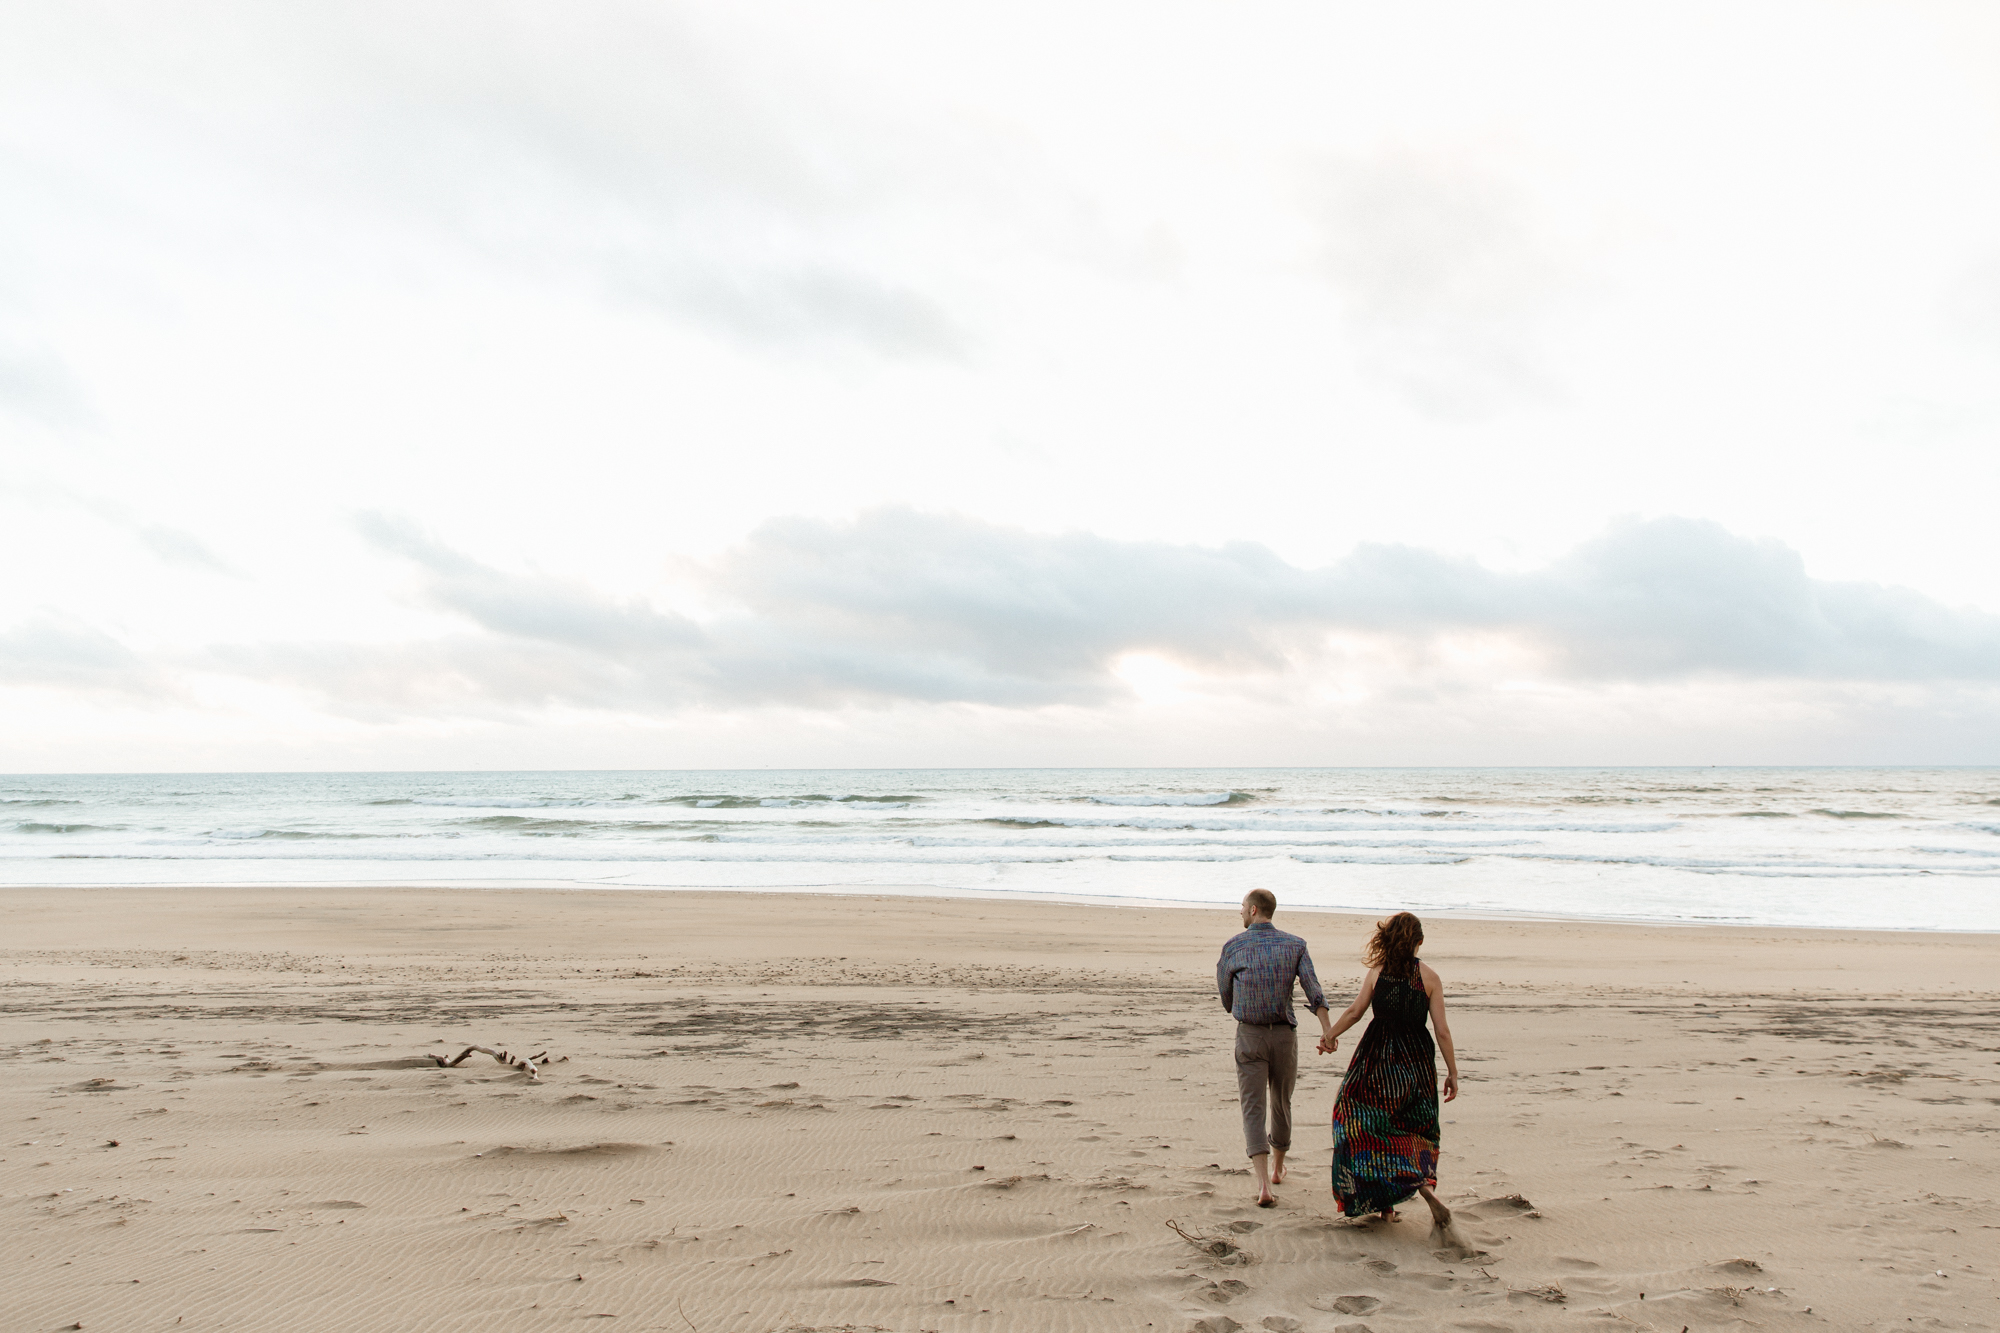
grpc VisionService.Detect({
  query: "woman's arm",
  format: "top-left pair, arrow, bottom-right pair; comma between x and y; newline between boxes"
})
1423,962 -> 1459,1102
1317,967 -> 1378,1051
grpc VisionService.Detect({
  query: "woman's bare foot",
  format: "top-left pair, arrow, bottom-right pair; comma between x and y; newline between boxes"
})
1375,1207 -> 1399,1223
1417,1184 -> 1451,1228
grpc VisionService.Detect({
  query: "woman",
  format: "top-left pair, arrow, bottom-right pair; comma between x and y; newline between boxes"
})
1318,911 -> 1459,1226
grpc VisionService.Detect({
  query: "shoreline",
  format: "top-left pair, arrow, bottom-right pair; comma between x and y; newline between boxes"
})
8,885 -> 2000,995
7,875 -> 2000,938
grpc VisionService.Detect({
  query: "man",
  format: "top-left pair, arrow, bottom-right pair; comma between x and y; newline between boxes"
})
1216,888 -> 1334,1207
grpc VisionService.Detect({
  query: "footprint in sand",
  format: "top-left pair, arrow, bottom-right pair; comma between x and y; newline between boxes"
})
1194,1278 -> 1249,1304
1308,1294 -> 1382,1316
1463,1192 -> 1535,1217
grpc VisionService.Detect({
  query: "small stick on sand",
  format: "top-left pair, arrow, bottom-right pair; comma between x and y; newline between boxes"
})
1164,1218 -> 1241,1259
429,1046 -> 568,1082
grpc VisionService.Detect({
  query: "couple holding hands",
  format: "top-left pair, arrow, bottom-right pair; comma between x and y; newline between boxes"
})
1216,891 -> 1460,1225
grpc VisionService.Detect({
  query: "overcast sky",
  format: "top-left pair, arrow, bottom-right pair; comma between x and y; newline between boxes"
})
6,1 -> 2000,771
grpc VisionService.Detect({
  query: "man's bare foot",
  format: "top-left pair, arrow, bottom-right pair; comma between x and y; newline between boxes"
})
1257,1194 -> 1276,1208
1271,1151 -> 1288,1185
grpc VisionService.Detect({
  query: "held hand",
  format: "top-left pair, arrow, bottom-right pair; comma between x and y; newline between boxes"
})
1442,1072 -> 1459,1103
1316,1035 -> 1337,1054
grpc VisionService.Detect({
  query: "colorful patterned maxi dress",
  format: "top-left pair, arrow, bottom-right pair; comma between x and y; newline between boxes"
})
1331,964 -> 1439,1216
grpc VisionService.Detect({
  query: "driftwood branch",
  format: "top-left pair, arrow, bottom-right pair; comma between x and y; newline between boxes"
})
430,1046 -> 568,1082
1165,1217 -> 1243,1259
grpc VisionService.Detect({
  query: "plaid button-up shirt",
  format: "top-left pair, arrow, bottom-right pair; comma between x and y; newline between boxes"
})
1217,921 -> 1327,1027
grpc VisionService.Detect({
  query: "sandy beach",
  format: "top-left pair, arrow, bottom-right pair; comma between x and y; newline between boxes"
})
3,887 -> 1996,1333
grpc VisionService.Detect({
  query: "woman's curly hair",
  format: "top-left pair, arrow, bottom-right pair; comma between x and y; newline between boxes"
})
1364,911 -> 1424,981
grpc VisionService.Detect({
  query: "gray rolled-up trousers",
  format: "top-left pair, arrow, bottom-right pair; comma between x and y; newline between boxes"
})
1234,1020 -> 1298,1158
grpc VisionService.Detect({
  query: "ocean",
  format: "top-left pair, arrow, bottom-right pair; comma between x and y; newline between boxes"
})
2,768 -> 1997,931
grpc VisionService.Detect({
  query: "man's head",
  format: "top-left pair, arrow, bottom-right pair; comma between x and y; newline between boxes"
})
1240,889 -> 1277,926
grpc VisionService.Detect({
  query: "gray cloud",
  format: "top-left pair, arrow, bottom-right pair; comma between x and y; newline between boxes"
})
0,611 -> 170,698
220,509 -> 2000,719
191,6 -> 972,358
1522,521 -> 2000,680
19,511 -> 1998,717
0,6 -> 968,379
356,513 -> 701,655
0,337 -> 89,428
134,524 -> 237,576
624,265 -> 967,359
2,478 -> 241,576
715,510 -> 2000,687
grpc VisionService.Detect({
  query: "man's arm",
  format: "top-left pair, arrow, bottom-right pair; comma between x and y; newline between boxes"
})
1297,945 -> 1335,1043
1296,945 -> 1328,1014
1216,943 -> 1236,1013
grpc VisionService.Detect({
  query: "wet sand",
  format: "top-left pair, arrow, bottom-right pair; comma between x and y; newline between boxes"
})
3,886 -> 1997,1332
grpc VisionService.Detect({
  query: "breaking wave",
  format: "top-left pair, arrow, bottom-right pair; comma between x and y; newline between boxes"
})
667,794 -> 923,809
1086,791 -> 1256,806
